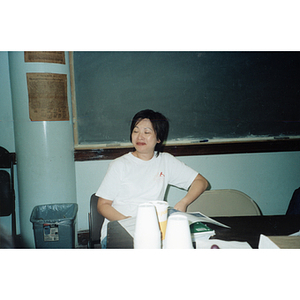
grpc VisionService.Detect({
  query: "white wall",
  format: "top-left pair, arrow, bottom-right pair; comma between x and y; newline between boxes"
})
75,151 -> 300,231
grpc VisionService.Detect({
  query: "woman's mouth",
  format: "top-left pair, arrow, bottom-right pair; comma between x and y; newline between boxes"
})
136,142 -> 146,146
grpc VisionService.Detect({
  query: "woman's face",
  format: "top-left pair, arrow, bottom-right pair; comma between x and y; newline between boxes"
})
131,118 -> 160,157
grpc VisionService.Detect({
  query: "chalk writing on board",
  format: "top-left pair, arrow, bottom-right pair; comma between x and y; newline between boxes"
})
27,73 -> 69,121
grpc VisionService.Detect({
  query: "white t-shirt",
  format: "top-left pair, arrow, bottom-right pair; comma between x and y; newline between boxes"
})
96,152 -> 198,241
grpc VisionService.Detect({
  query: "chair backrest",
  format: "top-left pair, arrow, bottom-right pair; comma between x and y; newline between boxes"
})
286,187 -> 300,215
0,170 -> 14,216
0,146 -> 12,169
89,193 -> 104,248
187,189 -> 262,217
0,146 -> 16,237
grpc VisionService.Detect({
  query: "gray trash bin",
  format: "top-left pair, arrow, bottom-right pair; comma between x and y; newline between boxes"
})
30,203 -> 78,249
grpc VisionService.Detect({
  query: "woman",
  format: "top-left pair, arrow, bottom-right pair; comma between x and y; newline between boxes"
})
96,109 -> 208,248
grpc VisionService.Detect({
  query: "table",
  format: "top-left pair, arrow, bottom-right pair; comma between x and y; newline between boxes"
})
107,214 -> 300,249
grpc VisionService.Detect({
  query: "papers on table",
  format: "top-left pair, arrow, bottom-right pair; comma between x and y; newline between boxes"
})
168,208 -> 230,228
258,234 -> 280,249
196,239 -> 252,249
259,234 -> 300,249
289,230 -> 300,236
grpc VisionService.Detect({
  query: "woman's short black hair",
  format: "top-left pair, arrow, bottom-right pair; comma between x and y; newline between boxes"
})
130,109 -> 169,156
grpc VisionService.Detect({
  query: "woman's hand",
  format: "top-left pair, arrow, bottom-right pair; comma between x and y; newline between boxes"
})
174,201 -> 188,212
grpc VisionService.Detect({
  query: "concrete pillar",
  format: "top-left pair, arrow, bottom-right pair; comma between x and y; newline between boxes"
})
8,51 -> 76,248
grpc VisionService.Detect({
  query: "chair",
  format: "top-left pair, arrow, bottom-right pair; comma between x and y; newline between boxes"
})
187,189 -> 262,217
0,147 -> 16,237
286,187 -> 300,215
88,193 -> 104,248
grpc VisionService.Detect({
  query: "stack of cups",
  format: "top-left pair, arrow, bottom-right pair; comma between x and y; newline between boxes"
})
134,203 -> 161,249
150,201 -> 169,245
163,214 -> 193,249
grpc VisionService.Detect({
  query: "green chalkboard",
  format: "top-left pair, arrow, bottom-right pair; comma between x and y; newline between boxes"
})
72,51 -> 300,146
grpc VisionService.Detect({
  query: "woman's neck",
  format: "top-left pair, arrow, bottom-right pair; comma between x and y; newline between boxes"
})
132,150 -> 155,161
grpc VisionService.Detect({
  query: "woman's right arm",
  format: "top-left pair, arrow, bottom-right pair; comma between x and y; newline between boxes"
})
97,197 -> 130,221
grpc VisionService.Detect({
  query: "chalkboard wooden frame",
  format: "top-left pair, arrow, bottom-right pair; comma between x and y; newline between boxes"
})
74,138 -> 300,161
69,52 -> 300,161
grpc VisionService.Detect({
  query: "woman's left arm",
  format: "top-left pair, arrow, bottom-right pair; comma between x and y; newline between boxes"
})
174,174 -> 208,212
